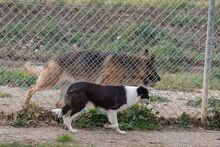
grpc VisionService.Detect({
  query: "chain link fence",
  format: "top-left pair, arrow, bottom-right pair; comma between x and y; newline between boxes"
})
0,0 -> 219,118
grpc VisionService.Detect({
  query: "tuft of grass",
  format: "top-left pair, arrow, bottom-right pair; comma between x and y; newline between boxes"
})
75,104 -> 160,130
56,134 -> 74,143
0,91 -> 12,98
149,95 -> 171,103
0,68 -> 36,88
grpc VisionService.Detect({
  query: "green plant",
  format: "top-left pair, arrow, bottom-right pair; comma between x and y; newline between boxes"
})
56,134 -> 74,143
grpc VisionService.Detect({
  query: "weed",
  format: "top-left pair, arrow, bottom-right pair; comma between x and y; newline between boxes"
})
0,91 -> 12,98
56,134 -> 74,143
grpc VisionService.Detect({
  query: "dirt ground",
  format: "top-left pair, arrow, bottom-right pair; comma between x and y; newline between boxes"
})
0,125 -> 220,147
1,85 -> 220,146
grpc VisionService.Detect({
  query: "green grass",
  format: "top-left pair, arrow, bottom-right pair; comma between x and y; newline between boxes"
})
149,95 -> 170,103
155,72 -> 203,91
155,72 -> 220,91
56,134 -> 74,143
0,91 -> 12,98
2,0 -> 208,8
0,68 -> 36,88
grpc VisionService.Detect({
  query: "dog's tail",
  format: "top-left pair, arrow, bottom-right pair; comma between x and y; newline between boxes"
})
23,62 -> 44,76
52,104 -> 71,118
51,108 -> 63,118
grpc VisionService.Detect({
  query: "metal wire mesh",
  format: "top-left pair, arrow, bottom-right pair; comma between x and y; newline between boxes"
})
0,0 -> 219,118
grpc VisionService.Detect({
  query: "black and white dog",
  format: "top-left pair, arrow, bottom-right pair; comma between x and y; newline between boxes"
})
52,82 -> 149,135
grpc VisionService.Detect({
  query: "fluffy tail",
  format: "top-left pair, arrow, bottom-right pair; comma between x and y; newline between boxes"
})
23,62 -> 44,76
51,108 -> 63,118
52,104 -> 72,118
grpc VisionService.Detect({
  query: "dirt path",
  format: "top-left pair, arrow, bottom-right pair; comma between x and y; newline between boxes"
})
0,126 -> 220,147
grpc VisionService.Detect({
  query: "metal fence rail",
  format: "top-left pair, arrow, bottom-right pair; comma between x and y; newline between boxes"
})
0,0 -> 219,119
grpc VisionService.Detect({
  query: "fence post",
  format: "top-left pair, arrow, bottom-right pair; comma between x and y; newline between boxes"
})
201,0 -> 215,124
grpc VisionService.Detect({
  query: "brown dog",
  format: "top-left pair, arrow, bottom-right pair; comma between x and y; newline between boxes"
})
23,49 -> 160,107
